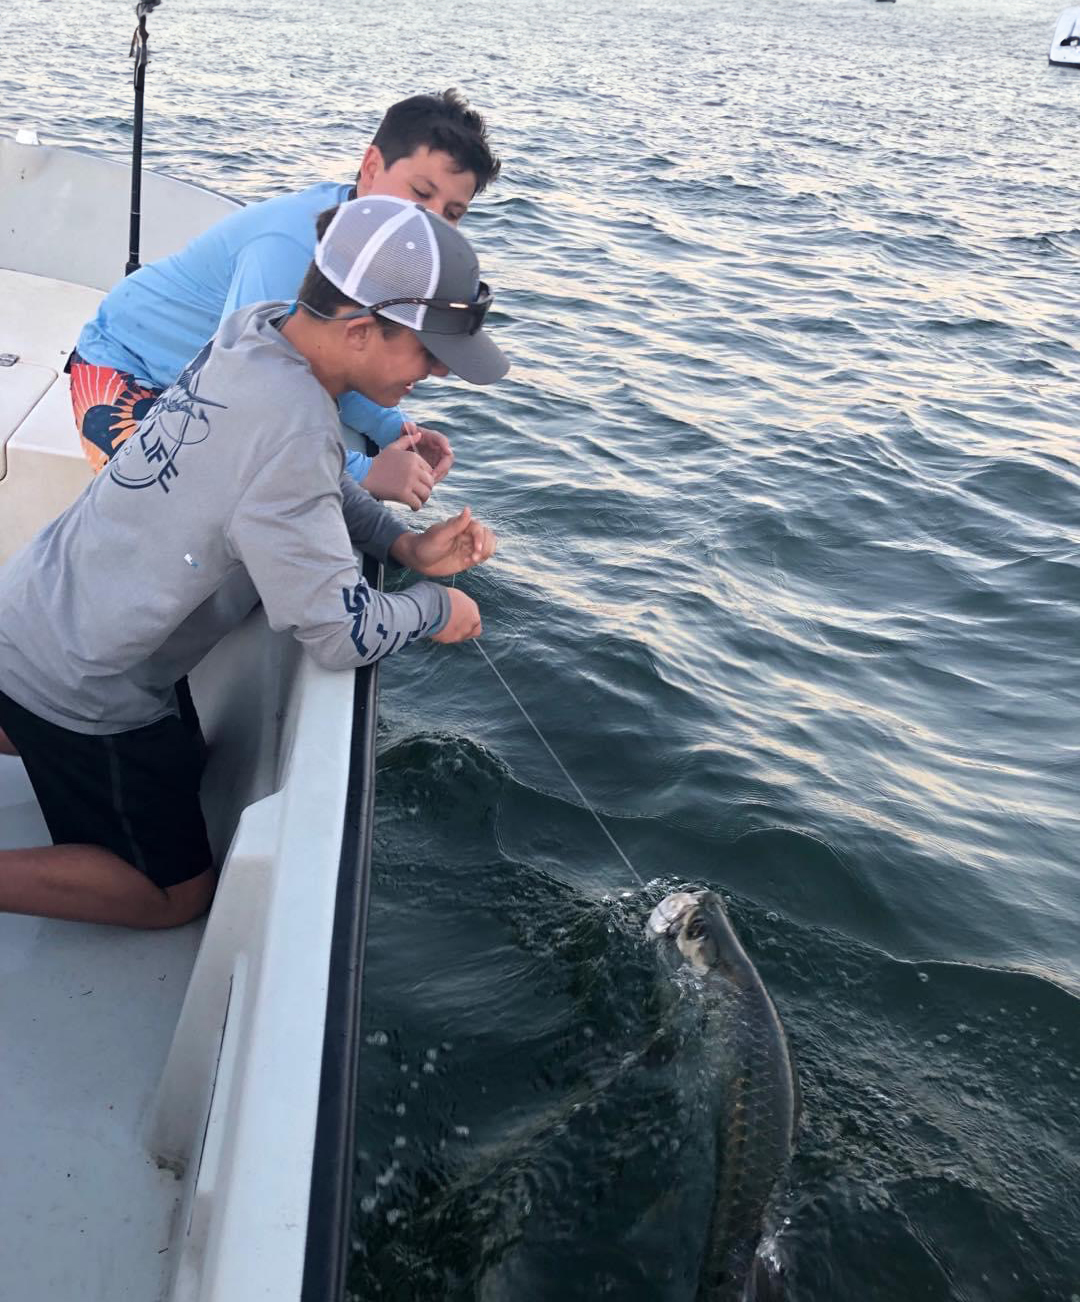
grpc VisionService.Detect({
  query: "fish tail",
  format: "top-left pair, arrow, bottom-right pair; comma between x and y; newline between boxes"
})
743,1241 -> 787,1302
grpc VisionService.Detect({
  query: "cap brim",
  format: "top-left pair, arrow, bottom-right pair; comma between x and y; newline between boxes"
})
417,326 -> 509,386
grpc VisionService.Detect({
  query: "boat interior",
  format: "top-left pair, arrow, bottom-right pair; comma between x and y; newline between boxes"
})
0,134 -> 362,1300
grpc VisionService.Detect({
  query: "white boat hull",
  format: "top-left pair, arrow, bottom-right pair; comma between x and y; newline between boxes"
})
0,134 -> 375,1301
1049,6 -> 1080,65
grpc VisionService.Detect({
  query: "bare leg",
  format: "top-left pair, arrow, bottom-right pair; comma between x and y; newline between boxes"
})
0,843 -> 215,929
0,727 -> 17,757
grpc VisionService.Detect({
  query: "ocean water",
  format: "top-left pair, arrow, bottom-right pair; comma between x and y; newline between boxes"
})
3,0 -> 1079,1297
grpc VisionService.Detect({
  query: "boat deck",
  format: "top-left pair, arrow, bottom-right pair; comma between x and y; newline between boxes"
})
0,756 -> 204,1301
0,252 -> 202,1298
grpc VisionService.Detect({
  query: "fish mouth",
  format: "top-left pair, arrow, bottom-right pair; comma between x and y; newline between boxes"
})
646,890 -> 705,939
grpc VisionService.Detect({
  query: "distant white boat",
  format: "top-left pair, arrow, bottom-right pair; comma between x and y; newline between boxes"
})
0,127 -> 378,1302
1049,5 -> 1080,65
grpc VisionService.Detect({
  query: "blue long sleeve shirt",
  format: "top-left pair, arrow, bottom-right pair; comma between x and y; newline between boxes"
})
75,181 -> 405,480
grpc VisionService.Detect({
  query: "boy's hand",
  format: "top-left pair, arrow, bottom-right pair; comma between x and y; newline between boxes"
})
363,429 -> 435,510
401,421 -> 454,484
430,588 -> 482,644
391,507 -> 496,577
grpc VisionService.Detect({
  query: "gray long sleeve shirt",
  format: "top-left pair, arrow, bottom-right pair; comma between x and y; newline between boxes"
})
0,302 -> 451,735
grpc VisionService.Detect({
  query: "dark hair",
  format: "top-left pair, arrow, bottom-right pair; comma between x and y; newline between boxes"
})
294,206 -> 401,334
371,88 -> 501,194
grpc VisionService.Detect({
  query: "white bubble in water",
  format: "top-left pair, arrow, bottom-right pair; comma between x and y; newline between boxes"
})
360,1195 -> 377,1213
375,1168 -> 396,1188
410,1080 -> 420,1091
426,1048 -> 439,1061
917,972 -> 929,983
766,911 -> 779,923
454,1125 -> 470,1138
423,1062 -> 436,1074
441,1042 -> 453,1052
394,1136 -> 407,1149
399,1063 -> 409,1073
366,1031 -> 389,1046
386,1208 -> 404,1226
395,1102 -> 407,1116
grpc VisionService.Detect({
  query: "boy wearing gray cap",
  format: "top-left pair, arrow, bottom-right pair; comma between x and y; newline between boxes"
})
0,197 -> 507,932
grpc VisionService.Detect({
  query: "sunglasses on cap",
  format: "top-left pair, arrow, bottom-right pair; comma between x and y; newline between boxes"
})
294,282 -> 493,336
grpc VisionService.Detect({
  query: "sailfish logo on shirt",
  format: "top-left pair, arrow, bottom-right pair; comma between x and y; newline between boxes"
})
109,341 -> 228,494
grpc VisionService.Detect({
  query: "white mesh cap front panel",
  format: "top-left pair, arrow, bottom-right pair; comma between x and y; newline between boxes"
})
315,198 -> 441,331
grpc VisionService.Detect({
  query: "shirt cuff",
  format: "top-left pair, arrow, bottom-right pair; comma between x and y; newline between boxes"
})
344,450 -> 373,482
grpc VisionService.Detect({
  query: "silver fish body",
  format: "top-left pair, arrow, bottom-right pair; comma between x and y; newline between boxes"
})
647,890 -> 799,1302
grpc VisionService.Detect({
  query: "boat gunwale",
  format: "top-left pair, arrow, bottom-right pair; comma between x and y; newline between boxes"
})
301,549 -> 383,1302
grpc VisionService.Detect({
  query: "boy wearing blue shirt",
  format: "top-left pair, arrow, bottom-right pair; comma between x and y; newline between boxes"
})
70,89 -> 500,509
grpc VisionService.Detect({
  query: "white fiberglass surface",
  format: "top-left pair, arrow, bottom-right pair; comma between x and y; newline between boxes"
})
1050,8 -> 1080,62
0,755 -> 204,1301
0,267 -> 103,376
0,267 -> 99,556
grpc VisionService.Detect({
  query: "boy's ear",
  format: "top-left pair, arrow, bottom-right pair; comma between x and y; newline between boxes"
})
356,143 -> 386,193
341,315 -> 377,353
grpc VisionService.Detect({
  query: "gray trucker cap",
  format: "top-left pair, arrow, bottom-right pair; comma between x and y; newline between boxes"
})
314,195 -> 508,385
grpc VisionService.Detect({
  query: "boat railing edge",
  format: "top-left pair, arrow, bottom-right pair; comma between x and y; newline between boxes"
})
300,556 -> 383,1302
146,645 -> 358,1300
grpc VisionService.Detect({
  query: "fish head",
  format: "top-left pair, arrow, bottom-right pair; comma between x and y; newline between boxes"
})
646,891 -> 701,939
646,891 -> 721,972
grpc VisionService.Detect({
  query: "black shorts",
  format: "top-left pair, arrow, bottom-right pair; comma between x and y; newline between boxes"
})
0,685 -> 213,889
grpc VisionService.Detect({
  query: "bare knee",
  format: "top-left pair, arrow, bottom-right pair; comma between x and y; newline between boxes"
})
145,868 -> 217,929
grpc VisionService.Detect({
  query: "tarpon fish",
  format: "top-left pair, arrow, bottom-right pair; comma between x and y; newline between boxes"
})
647,890 -> 800,1302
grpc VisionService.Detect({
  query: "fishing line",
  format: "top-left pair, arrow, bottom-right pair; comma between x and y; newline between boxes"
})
470,639 -> 645,889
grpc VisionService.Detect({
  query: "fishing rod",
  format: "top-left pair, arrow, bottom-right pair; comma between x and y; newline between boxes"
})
126,0 -> 161,275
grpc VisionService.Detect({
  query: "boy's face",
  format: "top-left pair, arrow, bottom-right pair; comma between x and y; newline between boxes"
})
347,320 -> 450,410
357,145 -> 477,225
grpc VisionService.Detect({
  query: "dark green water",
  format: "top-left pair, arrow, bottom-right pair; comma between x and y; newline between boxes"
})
4,0 -> 1079,1295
